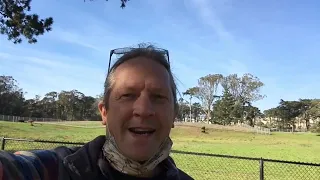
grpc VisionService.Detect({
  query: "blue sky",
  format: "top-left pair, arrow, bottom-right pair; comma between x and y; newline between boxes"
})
1,0 -> 320,111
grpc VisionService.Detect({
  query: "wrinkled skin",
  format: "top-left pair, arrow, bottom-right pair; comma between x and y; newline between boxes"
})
98,57 -> 175,161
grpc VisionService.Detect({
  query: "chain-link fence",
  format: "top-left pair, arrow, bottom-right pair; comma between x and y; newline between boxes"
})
171,150 -> 320,180
1,137 -> 319,180
0,114 -> 61,122
0,137 -> 84,152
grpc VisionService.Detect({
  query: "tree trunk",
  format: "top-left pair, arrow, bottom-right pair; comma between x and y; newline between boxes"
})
291,120 -> 295,133
292,125 -> 294,133
206,106 -> 211,124
189,97 -> 192,122
248,118 -> 254,127
306,119 -> 310,131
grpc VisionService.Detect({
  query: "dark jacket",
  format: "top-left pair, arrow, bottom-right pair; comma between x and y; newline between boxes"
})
0,135 -> 194,180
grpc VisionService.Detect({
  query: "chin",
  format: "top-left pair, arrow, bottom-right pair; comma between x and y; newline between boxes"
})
135,154 -> 152,161
127,150 -> 153,162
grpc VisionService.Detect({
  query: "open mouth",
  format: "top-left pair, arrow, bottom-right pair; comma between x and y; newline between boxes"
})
128,128 -> 156,135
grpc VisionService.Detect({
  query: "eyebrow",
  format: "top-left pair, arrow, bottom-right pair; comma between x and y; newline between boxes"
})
119,86 -> 137,92
148,86 -> 169,94
119,85 -> 169,94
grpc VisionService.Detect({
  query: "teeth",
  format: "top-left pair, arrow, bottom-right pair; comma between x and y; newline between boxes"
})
131,128 -> 154,131
129,128 -> 155,135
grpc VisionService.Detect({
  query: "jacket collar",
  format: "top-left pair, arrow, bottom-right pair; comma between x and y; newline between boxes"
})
63,135 -> 181,180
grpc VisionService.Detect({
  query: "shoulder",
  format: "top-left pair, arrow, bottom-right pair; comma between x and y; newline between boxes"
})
0,136 -> 106,180
0,146 -> 77,180
178,169 -> 194,180
167,156 -> 194,180
53,145 -> 82,159
0,149 -> 61,179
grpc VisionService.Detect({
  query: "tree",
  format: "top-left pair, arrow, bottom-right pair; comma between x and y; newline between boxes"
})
192,102 -> 203,122
244,105 -> 262,127
86,0 -> 129,8
0,0 -> 53,44
212,90 -> 236,125
0,0 -> 129,44
93,93 -> 103,119
264,107 -> 280,128
81,95 -> 98,120
310,121 -> 320,134
183,87 -> 199,122
221,73 -> 265,103
177,98 -> 190,122
298,99 -> 312,131
41,91 -> 58,118
263,99 -> 320,131
0,75 -> 102,121
0,75 -> 25,115
221,73 -> 265,122
194,74 -> 223,124
277,100 -> 302,132
305,99 -> 320,122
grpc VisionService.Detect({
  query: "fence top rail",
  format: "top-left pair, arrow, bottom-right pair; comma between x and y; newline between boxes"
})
170,150 -> 320,166
262,157 -> 320,166
2,137 -> 86,145
171,150 -> 260,161
2,137 -> 320,166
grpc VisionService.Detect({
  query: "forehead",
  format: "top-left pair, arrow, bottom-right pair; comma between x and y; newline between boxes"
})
112,57 -> 171,90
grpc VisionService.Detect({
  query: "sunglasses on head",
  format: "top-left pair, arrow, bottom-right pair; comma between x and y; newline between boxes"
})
108,46 -> 170,73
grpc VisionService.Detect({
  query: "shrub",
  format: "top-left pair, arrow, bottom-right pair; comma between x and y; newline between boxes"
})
256,121 -> 264,127
201,126 -> 206,133
310,122 -> 320,134
27,120 -> 34,126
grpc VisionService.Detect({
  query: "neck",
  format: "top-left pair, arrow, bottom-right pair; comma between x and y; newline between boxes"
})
102,135 -> 173,177
136,166 -> 162,178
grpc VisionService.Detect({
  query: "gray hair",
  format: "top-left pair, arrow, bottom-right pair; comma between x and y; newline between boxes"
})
103,44 -> 179,114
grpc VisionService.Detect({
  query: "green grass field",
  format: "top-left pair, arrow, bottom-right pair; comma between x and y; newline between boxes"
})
1,121 -> 319,180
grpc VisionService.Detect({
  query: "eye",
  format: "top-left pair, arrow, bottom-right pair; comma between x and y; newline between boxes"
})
121,93 -> 136,99
155,94 -> 165,98
153,94 -> 167,100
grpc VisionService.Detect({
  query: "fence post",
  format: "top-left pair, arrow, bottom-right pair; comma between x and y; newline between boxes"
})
1,137 -> 5,150
259,158 -> 264,180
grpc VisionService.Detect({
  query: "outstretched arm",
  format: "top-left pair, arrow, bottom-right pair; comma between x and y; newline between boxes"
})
0,149 -> 69,180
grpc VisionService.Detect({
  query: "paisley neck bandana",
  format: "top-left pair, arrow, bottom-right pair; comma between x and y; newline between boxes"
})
102,133 -> 173,177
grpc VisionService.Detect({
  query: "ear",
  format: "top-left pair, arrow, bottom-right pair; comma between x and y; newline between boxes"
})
98,101 -> 108,125
172,108 -> 178,128
172,116 -> 176,128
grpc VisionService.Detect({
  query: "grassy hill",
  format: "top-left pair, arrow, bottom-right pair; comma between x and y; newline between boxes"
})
1,121 -> 319,179
1,121 -> 319,163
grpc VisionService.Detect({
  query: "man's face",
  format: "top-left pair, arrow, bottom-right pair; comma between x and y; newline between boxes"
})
99,57 -> 175,161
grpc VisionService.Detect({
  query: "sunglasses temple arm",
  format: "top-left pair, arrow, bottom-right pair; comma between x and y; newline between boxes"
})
166,50 -> 170,66
108,50 -> 114,73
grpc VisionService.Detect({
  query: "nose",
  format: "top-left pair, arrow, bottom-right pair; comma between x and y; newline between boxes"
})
133,93 -> 155,118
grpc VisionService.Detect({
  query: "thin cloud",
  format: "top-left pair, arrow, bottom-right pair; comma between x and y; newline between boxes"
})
0,49 -> 106,99
0,0 -> 292,112
46,25 -> 141,53
50,29 -> 103,52
187,0 -> 234,43
0,52 -> 12,59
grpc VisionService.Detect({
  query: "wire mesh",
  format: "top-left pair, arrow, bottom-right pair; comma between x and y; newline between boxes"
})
1,138 -> 319,180
171,151 -> 260,180
1,138 -> 84,152
263,161 -> 320,180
